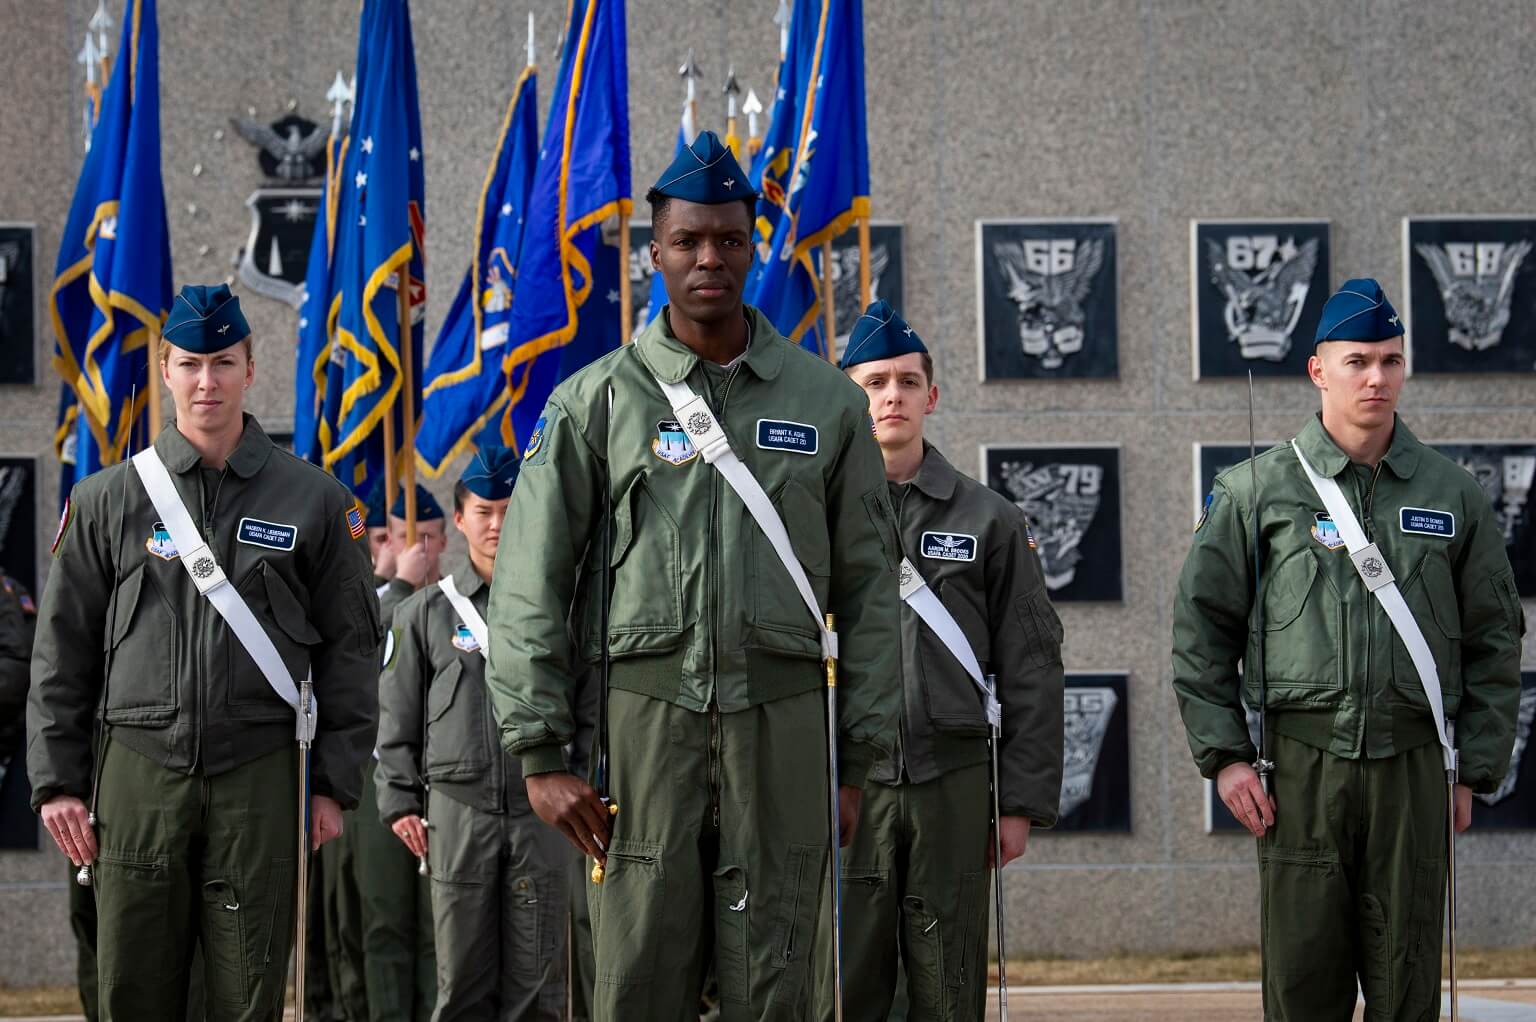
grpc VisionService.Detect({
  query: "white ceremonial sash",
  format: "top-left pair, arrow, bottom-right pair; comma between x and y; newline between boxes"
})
131,448 -> 315,740
1290,440 -> 1455,773
898,557 -> 1001,728
650,373 -> 838,660
438,576 -> 489,661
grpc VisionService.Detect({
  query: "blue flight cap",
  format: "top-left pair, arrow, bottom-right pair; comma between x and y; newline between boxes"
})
459,446 -> 520,501
390,485 -> 445,522
1315,278 -> 1405,344
363,480 -> 388,528
162,283 -> 250,353
839,300 -> 928,370
648,130 -> 757,206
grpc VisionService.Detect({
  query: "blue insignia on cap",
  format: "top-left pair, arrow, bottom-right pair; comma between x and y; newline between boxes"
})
649,130 -> 758,206
162,283 -> 251,354
839,299 -> 928,370
459,445 -> 520,501
1315,277 -> 1405,344
390,485 -> 446,522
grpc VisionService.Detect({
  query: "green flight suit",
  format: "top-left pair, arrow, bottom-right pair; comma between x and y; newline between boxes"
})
27,417 -> 383,1021
1172,413 -> 1525,1021
354,576 -> 437,1021
486,307 -> 903,1019
379,570 -> 573,1021
815,443 -> 1065,1021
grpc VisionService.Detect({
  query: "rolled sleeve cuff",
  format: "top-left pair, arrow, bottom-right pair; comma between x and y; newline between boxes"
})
518,743 -> 569,777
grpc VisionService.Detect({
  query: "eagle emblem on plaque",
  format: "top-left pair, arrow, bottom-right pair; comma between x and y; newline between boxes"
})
232,111 -> 328,307
1205,235 -> 1319,362
1414,240 -> 1533,352
996,460 -> 1102,591
992,238 -> 1104,371
1060,685 -> 1119,818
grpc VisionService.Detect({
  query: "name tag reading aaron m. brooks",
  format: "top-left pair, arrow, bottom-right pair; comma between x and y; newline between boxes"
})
1400,506 -> 1455,538
756,419 -> 818,455
237,517 -> 299,551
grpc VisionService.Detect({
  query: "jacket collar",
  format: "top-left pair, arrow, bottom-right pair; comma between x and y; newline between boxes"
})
1296,412 -> 1421,480
452,569 -> 491,600
908,442 -> 959,501
634,305 -> 787,385
155,414 -> 274,480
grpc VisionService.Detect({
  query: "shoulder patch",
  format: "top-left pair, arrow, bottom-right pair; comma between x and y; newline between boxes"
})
1195,491 -> 1214,532
1400,506 -> 1455,539
920,531 -> 978,562
524,406 -> 558,465
346,505 -> 366,540
381,628 -> 398,668
51,498 -> 74,555
756,419 -> 818,455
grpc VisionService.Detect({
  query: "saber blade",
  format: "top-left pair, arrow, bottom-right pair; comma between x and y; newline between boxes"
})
824,613 -> 844,1022
987,674 -> 1009,1021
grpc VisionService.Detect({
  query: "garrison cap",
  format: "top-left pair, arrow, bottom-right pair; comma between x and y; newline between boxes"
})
390,485 -> 445,522
839,299 -> 927,370
1315,278 -> 1405,344
362,480 -> 388,528
459,445 -> 520,501
163,283 -> 250,353
648,130 -> 757,205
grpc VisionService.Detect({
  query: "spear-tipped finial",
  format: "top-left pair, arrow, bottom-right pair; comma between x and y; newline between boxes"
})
773,0 -> 790,59
526,11 -> 535,67
723,64 -> 740,118
326,71 -> 353,136
743,87 -> 763,145
679,47 -> 702,100
89,0 -> 112,51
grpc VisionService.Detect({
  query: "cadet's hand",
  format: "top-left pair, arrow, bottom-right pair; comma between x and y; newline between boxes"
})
394,541 -> 436,588
837,785 -> 863,848
1217,761 -> 1276,838
1454,783 -> 1473,834
392,814 -> 429,858
41,795 -> 97,867
311,795 -> 344,850
374,541 -> 397,580
987,816 -> 1032,868
527,772 -> 612,864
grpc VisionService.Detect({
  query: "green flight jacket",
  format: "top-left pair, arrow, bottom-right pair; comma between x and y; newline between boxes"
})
876,443 -> 1066,825
27,417 -> 384,809
486,307 -> 902,787
1172,414 -> 1525,793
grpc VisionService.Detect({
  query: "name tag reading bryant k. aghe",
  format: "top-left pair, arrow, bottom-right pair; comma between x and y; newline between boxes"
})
756,419 -> 818,455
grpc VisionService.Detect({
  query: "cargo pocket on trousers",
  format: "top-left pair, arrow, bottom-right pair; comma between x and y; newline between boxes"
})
510,869 -> 561,983
902,894 -> 946,1017
947,871 -> 987,998
1401,856 -> 1445,1015
201,877 -> 250,1008
770,842 -> 824,1004
593,839 -> 664,986
714,864 -> 751,1005
256,857 -> 294,987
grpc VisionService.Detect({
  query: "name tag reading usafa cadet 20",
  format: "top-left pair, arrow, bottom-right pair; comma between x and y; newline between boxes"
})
921,531 -> 978,562
237,517 -> 298,551
1400,506 -> 1455,538
756,419 -> 818,455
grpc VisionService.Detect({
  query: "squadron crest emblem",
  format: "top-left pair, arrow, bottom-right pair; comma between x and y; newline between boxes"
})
1205,235 -> 1321,362
145,521 -> 179,561
1415,240 -> 1532,352
1060,686 -> 1119,819
652,420 -> 698,466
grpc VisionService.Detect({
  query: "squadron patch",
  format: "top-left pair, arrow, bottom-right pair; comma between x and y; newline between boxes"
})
921,531 -> 977,562
756,419 -> 818,455
238,517 -> 299,551
524,416 -> 548,462
1310,512 -> 1345,551
451,623 -> 481,653
1195,492 -> 1214,532
146,521 -> 180,561
652,419 -> 699,466
1400,506 -> 1455,538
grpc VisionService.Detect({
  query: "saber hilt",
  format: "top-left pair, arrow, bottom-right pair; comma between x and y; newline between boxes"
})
416,815 -> 430,877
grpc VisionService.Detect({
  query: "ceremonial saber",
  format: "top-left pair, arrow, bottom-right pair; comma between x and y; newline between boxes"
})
1247,371 -> 1273,794
823,613 -> 845,1022
294,678 -> 315,1022
986,674 -> 1009,1022
1447,721 -> 1459,1022
592,385 -> 617,884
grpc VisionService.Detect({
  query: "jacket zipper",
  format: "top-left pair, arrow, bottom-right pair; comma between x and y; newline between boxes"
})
705,362 -> 742,705
1358,463 -> 1382,754
709,702 -> 722,830
191,468 -> 228,774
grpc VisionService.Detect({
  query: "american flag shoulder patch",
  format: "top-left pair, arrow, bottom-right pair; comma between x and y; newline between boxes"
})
346,505 -> 366,540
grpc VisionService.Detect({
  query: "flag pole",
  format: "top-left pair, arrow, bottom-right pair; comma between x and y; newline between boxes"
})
147,332 -> 162,440
857,213 -> 872,309
619,212 -> 632,344
821,240 -> 836,362
399,269 -> 418,545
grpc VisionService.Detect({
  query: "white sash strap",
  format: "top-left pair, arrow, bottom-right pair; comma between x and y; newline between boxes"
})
131,449 -> 315,740
438,576 -> 489,661
898,557 -> 1000,728
651,375 -> 838,660
1289,440 -> 1455,773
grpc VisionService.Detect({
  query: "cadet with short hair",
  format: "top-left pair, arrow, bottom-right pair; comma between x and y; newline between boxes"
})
486,131 -> 902,1019
1172,279 -> 1525,1020
818,302 -> 1065,1020
28,283 -> 383,1020
378,447 -> 573,1020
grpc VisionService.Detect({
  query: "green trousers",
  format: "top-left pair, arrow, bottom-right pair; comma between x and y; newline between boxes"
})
1260,731 -> 1449,1021
427,788 -> 572,1020
304,847 -> 337,1020
69,862 -> 100,1022
320,802 -> 368,1020
588,688 -> 831,1021
814,764 -> 990,1022
356,765 -> 437,1022
93,741 -> 297,1021
567,856 -> 595,1022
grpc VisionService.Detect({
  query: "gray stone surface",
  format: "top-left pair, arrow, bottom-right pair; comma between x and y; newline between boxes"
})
1,0 -> 1532,989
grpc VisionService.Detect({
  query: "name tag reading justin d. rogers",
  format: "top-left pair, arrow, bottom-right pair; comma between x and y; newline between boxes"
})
1400,506 -> 1455,539
756,419 -> 818,455
237,517 -> 299,551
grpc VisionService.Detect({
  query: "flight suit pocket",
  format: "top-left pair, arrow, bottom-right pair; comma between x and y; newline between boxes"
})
1401,856 -> 1445,1015
918,579 -> 991,734
713,864 -> 751,1005
748,480 -> 831,659
508,868 -> 562,983
770,842 -> 823,982
902,893 -> 947,1015
592,838 -> 665,985
103,564 -> 178,722
257,858 -> 294,982
607,476 -> 684,651
948,871 -> 987,996
1254,551 -> 1341,695
227,563 -> 318,719
1391,556 -> 1462,710
201,877 -> 250,1007
424,659 -> 489,779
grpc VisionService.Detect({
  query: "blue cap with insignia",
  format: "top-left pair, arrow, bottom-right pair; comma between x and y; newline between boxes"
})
362,480 -> 388,528
647,130 -> 757,205
1315,278 -> 1405,344
162,283 -> 251,353
390,485 -> 445,522
839,299 -> 927,370
459,446 -> 520,501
